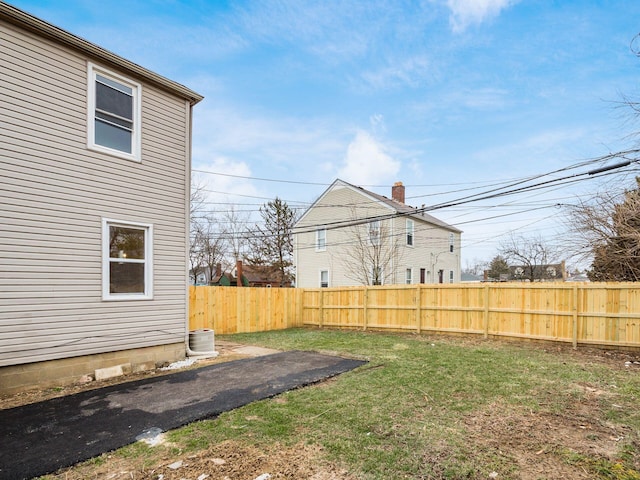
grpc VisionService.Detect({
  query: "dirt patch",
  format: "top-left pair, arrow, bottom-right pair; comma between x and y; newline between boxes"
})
2,336 -> 639,479
49,440 -> 355,480
464,390 -> 630,479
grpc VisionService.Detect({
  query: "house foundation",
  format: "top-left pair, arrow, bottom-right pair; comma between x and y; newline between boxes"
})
0,343 -> 185,394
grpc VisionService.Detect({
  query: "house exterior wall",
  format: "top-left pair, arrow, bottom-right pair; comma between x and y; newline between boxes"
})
294,182 -> 461,287
0,10 -> 198,378
390,214 -> 461,285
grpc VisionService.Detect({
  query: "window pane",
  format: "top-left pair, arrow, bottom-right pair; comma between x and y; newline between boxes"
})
96,119 -> 132,153
96,111 -> 132,130
109,226 -> 145,259
96,81 -> 133,120
317,229 -> 326,249
110,262 -> 145,293
96,74 -> 133,95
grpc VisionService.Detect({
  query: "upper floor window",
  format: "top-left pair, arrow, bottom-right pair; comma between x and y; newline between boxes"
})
88,64 -> 141,161
369,220 -> 381,246
316,228 -> 327,251
102,219 -> 153,300
449,233 -> 454,253
406,219 -> 414,246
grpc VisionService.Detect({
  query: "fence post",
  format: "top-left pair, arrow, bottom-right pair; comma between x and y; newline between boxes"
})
416,284 -> 422,334
319,289 -> 324,328
572,284 -> 578,349
483,284 -> 490,339
363,287 -> 368,331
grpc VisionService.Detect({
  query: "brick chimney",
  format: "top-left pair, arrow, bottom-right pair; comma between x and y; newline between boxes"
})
236,260 -> 244,287
392,181 -> 405,204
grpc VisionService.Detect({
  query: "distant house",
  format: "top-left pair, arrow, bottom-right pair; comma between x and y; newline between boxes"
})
0,4 -> 202,392
232,264 -> 293,288
508,261 -> 568,282
461,272 -> 483,283
294,179 -> 462,287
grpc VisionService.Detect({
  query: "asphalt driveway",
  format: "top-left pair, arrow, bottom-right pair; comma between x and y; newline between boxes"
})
0,350 -> 366,480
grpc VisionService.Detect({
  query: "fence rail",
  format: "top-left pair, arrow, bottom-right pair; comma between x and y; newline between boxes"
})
189,283 -> 640,349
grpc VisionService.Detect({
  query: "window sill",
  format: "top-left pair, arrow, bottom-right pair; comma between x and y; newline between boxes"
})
88,143 -> 141,163
102,294 -> 153,301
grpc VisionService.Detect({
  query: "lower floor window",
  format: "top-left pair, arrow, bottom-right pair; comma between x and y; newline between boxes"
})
320,270 -> 329,288
449,270 -> 454,283
103,219 -> 153,300
372,266 -> 383,285
406,268 -> 412,284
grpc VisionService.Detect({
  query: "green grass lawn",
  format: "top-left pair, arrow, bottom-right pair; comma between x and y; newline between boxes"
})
55,329 -> 640,479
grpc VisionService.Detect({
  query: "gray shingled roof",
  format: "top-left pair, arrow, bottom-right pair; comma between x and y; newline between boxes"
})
343,180 -> 462,233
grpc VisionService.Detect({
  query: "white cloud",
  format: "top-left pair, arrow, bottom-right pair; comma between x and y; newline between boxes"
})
358,55 -> 433,91
337,131 -> 401,185
192,156 -> 263,208
446,0 -> 517,33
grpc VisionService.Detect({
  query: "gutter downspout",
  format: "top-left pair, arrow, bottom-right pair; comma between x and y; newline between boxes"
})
184,100 -> 217,358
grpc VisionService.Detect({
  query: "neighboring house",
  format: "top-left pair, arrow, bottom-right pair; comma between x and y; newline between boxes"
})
0,4 -> 203,392
232,264 -> 293,287
294,179 -> 462,288
566,272 -> 590,282
461,272 -> 483,283
508,261 -> 568,282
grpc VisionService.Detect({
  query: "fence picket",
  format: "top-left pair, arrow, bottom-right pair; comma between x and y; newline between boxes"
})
189,283 -> 640,349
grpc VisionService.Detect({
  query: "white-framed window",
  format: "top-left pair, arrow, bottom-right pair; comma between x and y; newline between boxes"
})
406,219 -> 414,246
88,63 -> 142,161
449,270 -> 454,283
316,228 -> 327,251
369,220 -> 381,246
371,266 -> 383,285
102,219 -> 153,300
449,233 -> 454,253
320,269 -> 329,288
406,268 -> 412,284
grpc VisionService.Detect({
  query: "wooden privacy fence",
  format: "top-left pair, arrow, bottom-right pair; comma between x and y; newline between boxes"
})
189,283 -> 640,349
189,286 -> 304,334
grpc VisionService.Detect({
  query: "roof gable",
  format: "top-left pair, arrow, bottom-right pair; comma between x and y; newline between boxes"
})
295,178 -> 461,233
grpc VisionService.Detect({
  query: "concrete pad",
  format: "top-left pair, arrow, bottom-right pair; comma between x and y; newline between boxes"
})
232,345 -> 281,356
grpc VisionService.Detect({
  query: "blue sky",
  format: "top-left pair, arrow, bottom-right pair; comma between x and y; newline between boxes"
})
12,0 -> 640,268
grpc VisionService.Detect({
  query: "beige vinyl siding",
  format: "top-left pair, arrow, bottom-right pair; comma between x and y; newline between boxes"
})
295,182 -> 462,287
0,20 -> 191,366
296,184 -> 393,287
393,215 -> 461,284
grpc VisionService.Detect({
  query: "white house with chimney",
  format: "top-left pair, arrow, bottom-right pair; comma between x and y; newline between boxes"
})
293,179 -> 462,288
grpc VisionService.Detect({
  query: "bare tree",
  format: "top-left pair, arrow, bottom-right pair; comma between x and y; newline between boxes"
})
463,258 -> 488,277
221,205 -> 251,270
198,215 -> 226,283
189,228 -> 206,284
190,173 -> 207,224
499,234 -> 559,282
566,178 -> 640,281
341,217 -> 402,286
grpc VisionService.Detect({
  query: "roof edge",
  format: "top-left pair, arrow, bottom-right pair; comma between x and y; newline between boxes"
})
0,2 -> 203,105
